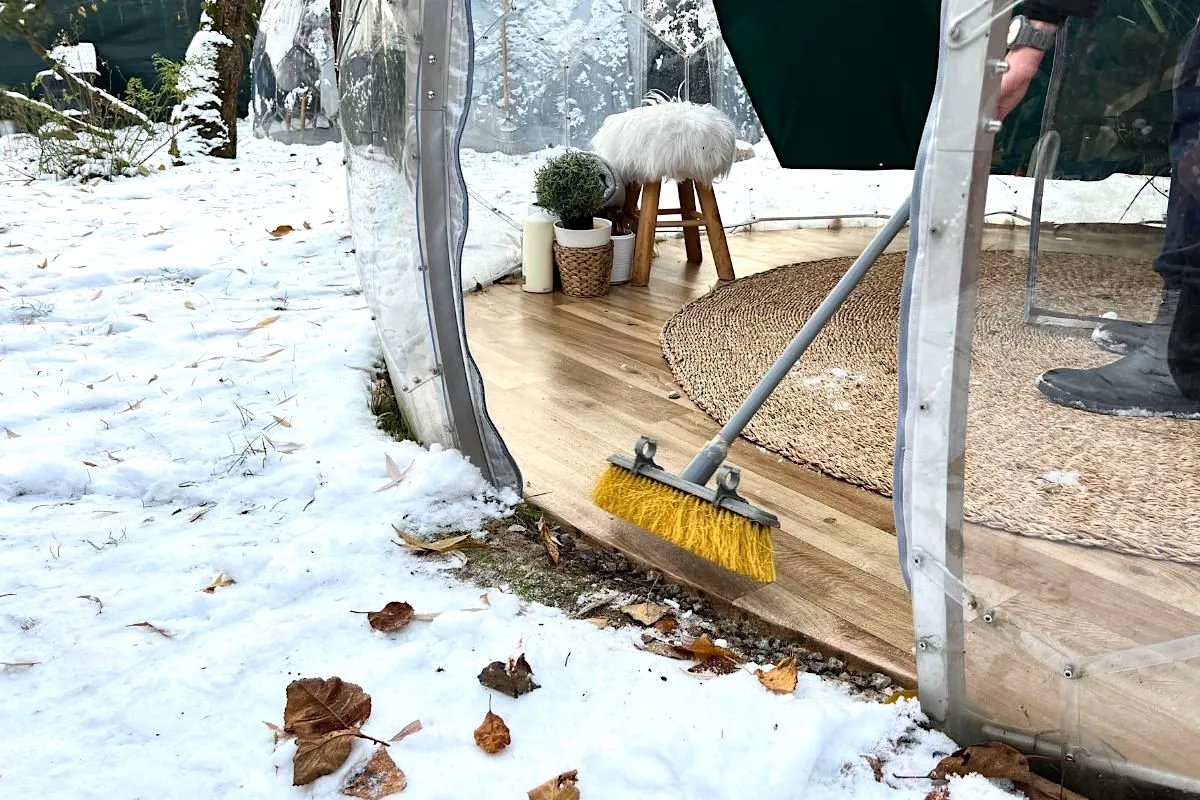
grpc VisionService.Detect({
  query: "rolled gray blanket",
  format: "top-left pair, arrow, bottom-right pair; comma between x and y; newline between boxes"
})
583,151 -> 626,210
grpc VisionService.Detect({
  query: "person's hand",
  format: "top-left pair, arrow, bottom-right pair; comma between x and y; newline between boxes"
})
997,46 -> 1046,121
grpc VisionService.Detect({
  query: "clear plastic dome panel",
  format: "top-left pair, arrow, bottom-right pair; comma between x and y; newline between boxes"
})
252,0 -> 341,145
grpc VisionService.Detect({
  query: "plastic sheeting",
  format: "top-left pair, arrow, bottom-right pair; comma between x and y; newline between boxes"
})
251,0 -> 341,144
899,1 -> 1200,796
337,0 -> 519,491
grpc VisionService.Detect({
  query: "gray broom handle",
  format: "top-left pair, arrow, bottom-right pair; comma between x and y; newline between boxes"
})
680,197 -> 912,486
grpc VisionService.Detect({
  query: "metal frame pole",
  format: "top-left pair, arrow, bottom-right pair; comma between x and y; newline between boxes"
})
901,0 -> 1012,735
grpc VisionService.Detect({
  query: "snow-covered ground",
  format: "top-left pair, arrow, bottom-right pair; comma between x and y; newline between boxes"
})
1,126 -> 1059,799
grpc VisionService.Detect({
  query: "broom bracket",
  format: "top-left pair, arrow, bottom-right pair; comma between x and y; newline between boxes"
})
633,436 -> 662,472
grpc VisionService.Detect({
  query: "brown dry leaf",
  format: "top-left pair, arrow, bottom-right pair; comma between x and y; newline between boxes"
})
864,755 -> 884,783
303,221 -> 313,230
755,656 -> 798,694
354,602 -> 415,634
147,374 -> 158,384
652,615 -> 678,634
584,617 -> 609,629
676,634 -> 739,664
477,654 -> 540,698
272,415 -> 292,428
242,315 -> 281,332
635,639 -> 690,661
284,677 -> 373,739
474,710 -> 511,754
341,746 -> 407,798
389,720 -> 422,743
269,225 -> 296,237
126,621 -> 173,638
527,769 -> 580,800
294,729 -> 356,786
924,789 -> 950,800
201,572 -> 236,593
392,528 -> 485,555
4,427 -> 20,439
619,602 -> 670,626
929,742 -> 1031,783
538,517 -> 560,565
82,460 -> 98,467
688,657 -> 739,675
884,689 -> 919,704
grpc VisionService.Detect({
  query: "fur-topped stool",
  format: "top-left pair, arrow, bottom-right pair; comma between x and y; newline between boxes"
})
592,100 -> 737,287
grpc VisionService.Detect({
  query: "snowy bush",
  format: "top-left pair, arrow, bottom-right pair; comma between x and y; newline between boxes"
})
172,11 -> 233,161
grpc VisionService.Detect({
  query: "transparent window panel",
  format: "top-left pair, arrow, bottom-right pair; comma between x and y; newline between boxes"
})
339,0 -> 454,446
251,0 -> 341,145
954,170 -> 1200,795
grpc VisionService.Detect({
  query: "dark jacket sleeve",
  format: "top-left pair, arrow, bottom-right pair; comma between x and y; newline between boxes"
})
1023,0 -> 1100,24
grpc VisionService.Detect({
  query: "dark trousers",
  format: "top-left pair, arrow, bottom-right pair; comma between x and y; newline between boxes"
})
1158,25 -> 1200,396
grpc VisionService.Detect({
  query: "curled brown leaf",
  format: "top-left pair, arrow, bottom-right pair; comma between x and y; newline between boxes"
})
755,657 -> 798,694
353,602 -> 415,634
474,710 -> 511,754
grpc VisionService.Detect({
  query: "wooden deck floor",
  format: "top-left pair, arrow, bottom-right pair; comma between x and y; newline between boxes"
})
463,226 -> 1200,785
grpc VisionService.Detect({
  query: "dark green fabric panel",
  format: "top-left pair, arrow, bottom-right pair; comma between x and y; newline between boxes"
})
713,0 -> 940,170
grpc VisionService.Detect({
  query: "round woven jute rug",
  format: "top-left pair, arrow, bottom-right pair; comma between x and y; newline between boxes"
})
661,250 -> 1200,564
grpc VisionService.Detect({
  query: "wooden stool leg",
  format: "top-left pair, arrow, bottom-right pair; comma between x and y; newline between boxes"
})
632,180 -> 661,287
695,182 -> 735,282
622,182 -> 641,233
678,179 -> 703,264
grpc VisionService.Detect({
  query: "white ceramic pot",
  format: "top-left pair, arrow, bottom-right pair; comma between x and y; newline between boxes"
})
610,231 -> 635,284
553,217 -> 612,248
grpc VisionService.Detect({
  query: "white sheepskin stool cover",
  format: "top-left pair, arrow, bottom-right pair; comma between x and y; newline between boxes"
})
591,100 -> 737,186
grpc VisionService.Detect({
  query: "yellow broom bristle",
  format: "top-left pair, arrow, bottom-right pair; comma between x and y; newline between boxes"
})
591,463 -> 776,583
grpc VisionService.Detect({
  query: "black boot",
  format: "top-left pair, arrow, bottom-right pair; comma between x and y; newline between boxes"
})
1090,286 -> 1178,355
1038,290 -> 1200,417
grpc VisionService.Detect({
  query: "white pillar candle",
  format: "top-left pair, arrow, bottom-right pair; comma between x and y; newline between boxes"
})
521,207 -> 556,294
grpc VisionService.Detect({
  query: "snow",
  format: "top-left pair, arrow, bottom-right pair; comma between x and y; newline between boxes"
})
0,125 -> 1032,799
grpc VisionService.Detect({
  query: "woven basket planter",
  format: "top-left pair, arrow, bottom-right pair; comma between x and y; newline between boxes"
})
554,241 -> 614,298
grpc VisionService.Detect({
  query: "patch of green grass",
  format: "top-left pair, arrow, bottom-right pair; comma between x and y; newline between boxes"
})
368,363 -> 416,442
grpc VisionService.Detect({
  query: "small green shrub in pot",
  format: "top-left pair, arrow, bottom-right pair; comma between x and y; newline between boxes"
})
533,150 -> 605,231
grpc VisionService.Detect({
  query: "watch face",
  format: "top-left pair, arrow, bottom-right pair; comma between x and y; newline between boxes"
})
1008,17 -> 1021,46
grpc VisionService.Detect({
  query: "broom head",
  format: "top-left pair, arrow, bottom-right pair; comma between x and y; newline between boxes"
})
591,439 -> 778,583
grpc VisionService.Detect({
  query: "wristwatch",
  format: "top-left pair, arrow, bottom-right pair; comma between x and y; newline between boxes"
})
1007,14 -> 1057,51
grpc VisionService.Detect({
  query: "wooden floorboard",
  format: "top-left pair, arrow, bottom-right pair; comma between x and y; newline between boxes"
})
464,226 -> 1200,782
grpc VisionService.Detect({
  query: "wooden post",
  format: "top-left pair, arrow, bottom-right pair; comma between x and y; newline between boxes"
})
695,182 -> 735,282
678,179 -> 703,264
632,180 -> 662,286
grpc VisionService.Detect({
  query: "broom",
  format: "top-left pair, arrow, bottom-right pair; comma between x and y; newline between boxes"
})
593,198 -> 912,582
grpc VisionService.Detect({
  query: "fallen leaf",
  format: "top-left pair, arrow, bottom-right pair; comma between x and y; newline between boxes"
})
294,729 -> 356,786
131,313 -> 150,320
538,517 -> 560,565
635,639 -> 690,660
884,689 -> 919,704
676,634 -> 739,664
269,225 -> 295,237
4,427 -> 19,438
924,789 -> 950,800
619,602 -> 670,626
528,770 -> 580,800
38,257 -> 47,269
652,615 -> 679,633
147,374 -> 158,384
201,572 -> 236,593
184,301 -> 195,310
303,221 -> 313,230
584,617 -> 609,629
272,415 -> 292,428
477,654 -> 540,698
353,602 -> 415,634
393,528 -> 485,555
117,399 -> 143,414
189,504 -> 213,523
284,677 -> 373,739
241,315 -> 280,332
755,657 -> 798,694
236,348 -> 286,363
126,621 -> 172,638
929,742 -> 1031,783
688,657 -> 739,675
82,460 -> 98,467
341,746 -> 406,798
376,456 -> 413,492
389,720 -> 422,743
473,710 -> 511,754
864,755 -> 883,783
77,594 -> 103,614
265,720 -> 293,746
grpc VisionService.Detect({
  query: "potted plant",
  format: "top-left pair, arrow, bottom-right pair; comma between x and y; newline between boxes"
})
534,150 -> 612,248
608,212 -> 635,285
